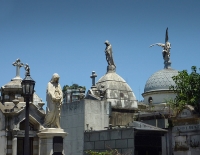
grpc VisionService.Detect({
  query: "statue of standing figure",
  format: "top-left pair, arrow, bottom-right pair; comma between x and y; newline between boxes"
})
44,73 -> 63,128
104,40 -> 116,67
150,28 -> 171,68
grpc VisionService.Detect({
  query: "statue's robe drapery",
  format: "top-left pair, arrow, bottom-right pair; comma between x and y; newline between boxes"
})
44,81 -> 63,128
105,44 -> 115,67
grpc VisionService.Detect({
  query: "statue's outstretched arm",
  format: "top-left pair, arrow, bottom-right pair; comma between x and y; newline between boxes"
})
150,43 -> 165,48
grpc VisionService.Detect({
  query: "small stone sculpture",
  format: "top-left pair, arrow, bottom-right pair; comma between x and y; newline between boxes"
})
24,63 -> 30,76
150,28 -> 171,68
44,73 -> 63,128
104,40 -> 116,67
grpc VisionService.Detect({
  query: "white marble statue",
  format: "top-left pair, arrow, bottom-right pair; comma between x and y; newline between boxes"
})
150,28 -> 171,68
44,73 -> 63,128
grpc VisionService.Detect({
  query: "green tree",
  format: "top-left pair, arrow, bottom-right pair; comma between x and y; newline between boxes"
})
62,84 -> 86,93
170,66 -> 200,112
62,85 -> 69,93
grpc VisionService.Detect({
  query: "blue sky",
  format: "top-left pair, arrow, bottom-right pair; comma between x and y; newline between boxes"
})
0,0 -> 200,104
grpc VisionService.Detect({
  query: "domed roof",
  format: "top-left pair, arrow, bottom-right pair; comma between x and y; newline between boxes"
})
144,68 -> 178,93
96,71 -> 137,109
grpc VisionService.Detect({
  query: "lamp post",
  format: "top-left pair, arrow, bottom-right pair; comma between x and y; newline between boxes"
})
21,64 -> 35,155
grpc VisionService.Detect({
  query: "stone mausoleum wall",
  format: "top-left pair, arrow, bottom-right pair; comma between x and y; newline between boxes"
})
84,128 -> 134,154
61,99 -> 109,155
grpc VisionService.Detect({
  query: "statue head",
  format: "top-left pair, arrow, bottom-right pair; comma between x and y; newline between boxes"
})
165,42 -> 171,50
50,73 -> 60,83
104,40 -> 110,46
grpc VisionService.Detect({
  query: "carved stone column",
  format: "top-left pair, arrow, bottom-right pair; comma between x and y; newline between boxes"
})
12,131 -> 18,155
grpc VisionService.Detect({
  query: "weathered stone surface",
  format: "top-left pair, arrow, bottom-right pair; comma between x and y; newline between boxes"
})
100,131 -> 110,141
116,139 -> 127,149
122,129 -> 134,139
105,140 -> 115,148
37,128 -> 67,155
84,142 -> 94,150
90,132 -> 100,141
110,112 -> 135,126
110,130 -> 121,140
95,141 -> 105,149
84,133 -> 90,142
96,72 -> 138,110
128,139 -> 134,148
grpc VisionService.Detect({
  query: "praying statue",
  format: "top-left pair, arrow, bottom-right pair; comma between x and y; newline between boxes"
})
44,73 -> 63,128
104,40 -> 116,67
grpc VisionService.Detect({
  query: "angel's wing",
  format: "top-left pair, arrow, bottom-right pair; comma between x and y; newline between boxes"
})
165,27 -> 168,43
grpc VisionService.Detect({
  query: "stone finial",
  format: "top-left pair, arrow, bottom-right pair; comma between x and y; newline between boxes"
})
90,71 -> 97,87
12,58 -> 23,80
150,28 -> 171,69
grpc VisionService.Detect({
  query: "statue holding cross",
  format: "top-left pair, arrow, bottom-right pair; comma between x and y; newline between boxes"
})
12,59 -> 24,80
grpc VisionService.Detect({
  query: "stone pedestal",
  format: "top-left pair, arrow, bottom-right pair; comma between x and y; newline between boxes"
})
37,128 -> 67,155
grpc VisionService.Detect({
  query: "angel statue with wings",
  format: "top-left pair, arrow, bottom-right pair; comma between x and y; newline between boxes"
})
150,28 -> 171,68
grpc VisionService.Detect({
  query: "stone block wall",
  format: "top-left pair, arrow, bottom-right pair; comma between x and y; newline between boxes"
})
84,99 -> 109,131
61,100 -> 85,155
61,99 -> 109,155
84,128 -> 134,155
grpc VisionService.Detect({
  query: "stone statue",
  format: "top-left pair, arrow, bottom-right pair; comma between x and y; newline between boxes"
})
104,40 -> 116,67
44,73 -> 63,128
24,63 -> 30,76
150,28 -> 171,68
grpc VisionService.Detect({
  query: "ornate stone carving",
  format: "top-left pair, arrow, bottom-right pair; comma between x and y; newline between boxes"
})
150,28 -> 171,69
99,85 -> 106,100
44,73 -> 63,128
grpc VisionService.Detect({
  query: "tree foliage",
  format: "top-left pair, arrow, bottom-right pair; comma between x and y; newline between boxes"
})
170,66 -> 200,112
62,84 -> 86,93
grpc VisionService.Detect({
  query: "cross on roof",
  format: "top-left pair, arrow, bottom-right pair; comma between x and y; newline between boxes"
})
12,58 -> 23,80
90,71 -> 97,86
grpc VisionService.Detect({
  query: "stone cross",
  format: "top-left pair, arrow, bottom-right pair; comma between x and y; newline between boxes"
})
12,59 -> 23,79
90,71 -> 97,86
